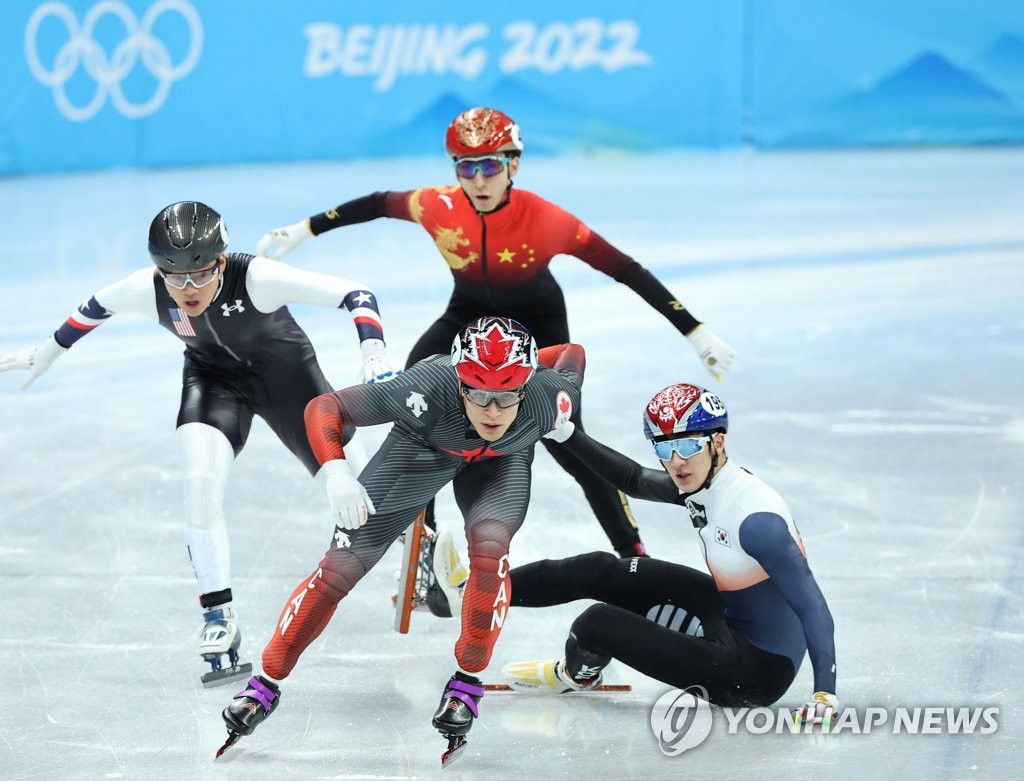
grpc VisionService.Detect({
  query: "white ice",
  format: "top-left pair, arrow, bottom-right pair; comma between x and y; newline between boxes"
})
1,149 -> 1022,779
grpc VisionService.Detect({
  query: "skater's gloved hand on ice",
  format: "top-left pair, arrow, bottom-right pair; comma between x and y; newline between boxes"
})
319,459 -> 375,529
256,219 -> 312,259
792,691 -> 839,726
685,325 -> 735,381
0,335 -> 67,389
357,338 -> 401,384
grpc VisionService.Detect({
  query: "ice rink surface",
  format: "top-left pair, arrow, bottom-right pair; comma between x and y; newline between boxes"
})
1,148 -> 1022,779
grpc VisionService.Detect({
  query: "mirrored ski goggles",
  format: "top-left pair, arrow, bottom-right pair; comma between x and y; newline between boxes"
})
160,263 -> 222,290
651,435 -> 712,461
453,155 -> 513,179
460,383 -> 525,409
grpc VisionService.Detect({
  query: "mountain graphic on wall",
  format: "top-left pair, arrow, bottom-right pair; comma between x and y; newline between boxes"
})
481,77 -> 669,152
361,79 -> 667,157
849,51 -> 1006,106
360,92 -> 472,157
970,34 -> 1024,101
763,50 -> 1024,147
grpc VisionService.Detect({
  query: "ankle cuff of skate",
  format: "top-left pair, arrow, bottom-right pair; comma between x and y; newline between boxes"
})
236,677 -> 278,711
200,588 -> 233,609
447,678 -> 484,697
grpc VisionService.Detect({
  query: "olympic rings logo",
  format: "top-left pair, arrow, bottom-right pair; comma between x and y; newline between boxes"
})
24,0 -> 203,121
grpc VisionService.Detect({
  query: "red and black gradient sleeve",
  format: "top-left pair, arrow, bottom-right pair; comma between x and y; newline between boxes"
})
304,393 -> 350,464
537,343 -> 586,377
577,230 -> 702,336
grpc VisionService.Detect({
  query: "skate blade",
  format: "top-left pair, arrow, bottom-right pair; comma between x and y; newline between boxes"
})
484,683 -> 632,692
215,731 -> 242,760
201,661 -> 253,688
440,735 -> 467,768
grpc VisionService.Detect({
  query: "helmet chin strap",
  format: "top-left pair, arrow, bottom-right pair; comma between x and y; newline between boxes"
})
698,450 -> 719,493
695,438 -> 726,493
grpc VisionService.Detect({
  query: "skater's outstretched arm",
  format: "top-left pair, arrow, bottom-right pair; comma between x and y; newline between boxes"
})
550,424 -> 680,505
0,269 -> 157,389
244,256 -> 398,384
572,229 -> 736,380
256,191 -> 416,259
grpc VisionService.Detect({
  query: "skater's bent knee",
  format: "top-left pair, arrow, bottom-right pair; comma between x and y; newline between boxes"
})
466,524 -> 513,572
572,602 -> 618,637
320,549 -> 369,593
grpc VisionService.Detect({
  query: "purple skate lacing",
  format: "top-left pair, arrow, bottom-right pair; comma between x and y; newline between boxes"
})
444,678 -> 484,717
234,676 -> 277,712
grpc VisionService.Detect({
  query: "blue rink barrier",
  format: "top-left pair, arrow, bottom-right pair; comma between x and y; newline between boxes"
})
2,0 -> 1022,173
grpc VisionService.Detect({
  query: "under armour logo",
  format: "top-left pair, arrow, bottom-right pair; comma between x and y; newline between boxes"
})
406,391 -> 428,417
221,300 -> 245,316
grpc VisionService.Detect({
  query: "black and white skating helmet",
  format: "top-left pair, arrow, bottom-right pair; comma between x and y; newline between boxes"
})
148,201 -> 229,272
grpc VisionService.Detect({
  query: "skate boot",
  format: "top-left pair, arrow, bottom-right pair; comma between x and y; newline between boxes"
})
216,675 -> 281,758
501,657 -> 604,694
432,671 -> 484,766
425,529 -> 468,618
199,604 -> 253,687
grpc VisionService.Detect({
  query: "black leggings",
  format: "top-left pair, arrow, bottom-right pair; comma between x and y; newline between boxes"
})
511,552 -> 795,707
407,308 -> 642,555
177,357 -> 353,476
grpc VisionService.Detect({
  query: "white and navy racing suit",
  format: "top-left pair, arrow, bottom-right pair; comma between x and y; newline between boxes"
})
511,433 -> 836,707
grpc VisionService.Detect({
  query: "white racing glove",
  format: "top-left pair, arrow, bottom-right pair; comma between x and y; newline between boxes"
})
319,459 -> 375,530
0,335 -> 67,389
542,418 -> 576,443
792,691 -> 839,727
357,338 -> 401,384
686,324 -> 736,380
255,219 -> 312,259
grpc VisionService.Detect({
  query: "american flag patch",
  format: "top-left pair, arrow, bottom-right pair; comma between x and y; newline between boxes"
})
169,308 -> 196,337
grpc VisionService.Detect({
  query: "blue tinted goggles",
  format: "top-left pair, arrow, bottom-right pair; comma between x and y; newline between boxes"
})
454,155 -> 513,179
651,435 -> 711,461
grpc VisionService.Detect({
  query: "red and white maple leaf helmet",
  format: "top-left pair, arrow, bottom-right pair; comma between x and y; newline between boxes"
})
451,316 -> 537,390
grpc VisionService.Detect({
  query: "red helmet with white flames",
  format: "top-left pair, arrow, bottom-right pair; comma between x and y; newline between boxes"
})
445,107 -> 524,159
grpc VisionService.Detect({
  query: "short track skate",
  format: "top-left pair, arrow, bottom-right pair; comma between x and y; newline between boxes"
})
199,605 -> 253,687
393,509 -> 430,633
432,671 -> 483,768
215,675 -> 280,759
483,682 -> 632,692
